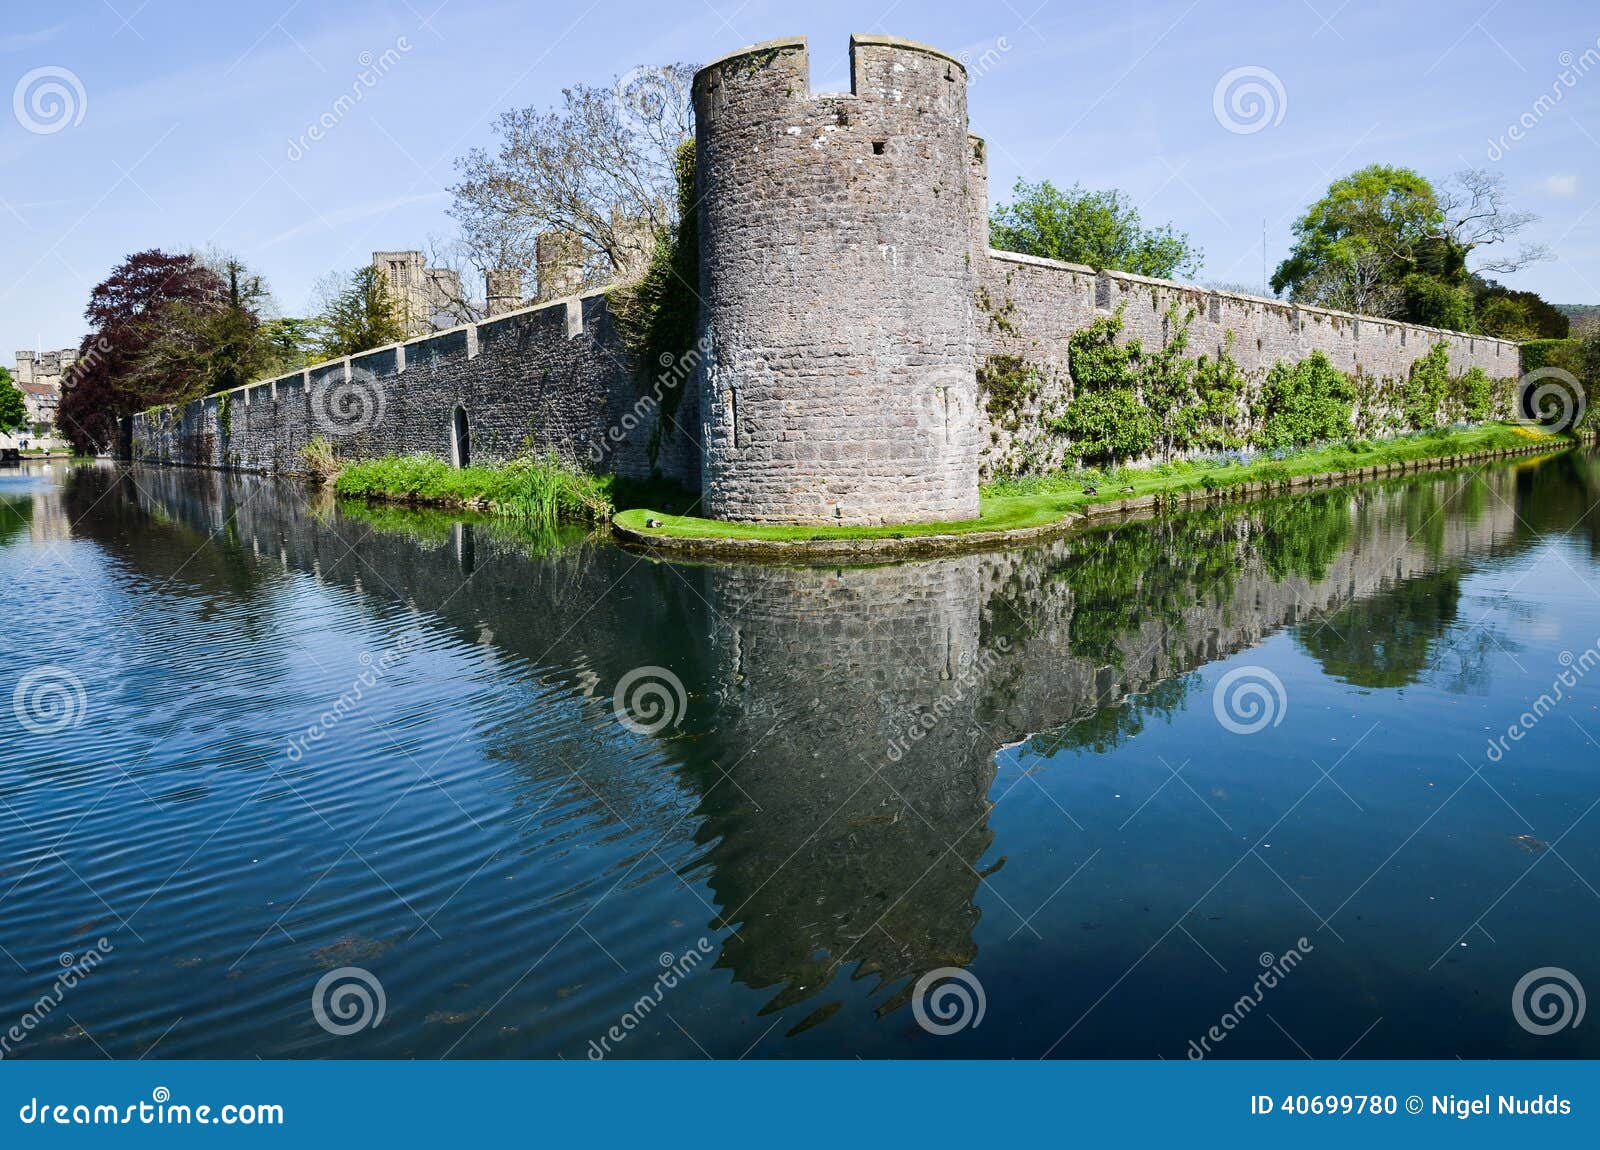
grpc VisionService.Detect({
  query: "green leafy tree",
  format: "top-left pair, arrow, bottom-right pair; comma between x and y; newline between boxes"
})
1273,165 -> 1547,333
1056,310 -> 1154,463
991,179 -> 1202,279
315,266 -> 406,359
260,317 -> 318,374
1401,343 -> 1452,429
0,367 -> 24,434
1272,165 -> 1442,304
1255,351 -> 1355,449
1139,304 -> 1199,461
1191,333 -> 1248,450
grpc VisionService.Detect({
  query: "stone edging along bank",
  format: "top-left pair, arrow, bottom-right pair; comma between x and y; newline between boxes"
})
611,438 -> 1574,562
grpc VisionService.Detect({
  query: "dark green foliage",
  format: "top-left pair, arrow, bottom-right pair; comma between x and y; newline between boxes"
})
1473,278 -> 1568,339
316,266 -> 406,360
0,367 -> 23,433
990,179 -> 1202,279
610,139 -> 698,444
1255,351 -> 1356,449
1400,274 -> 1474,332
977,354 -> 1040,430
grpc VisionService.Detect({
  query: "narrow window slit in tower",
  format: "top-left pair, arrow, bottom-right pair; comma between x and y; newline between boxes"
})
872,140 -> 886,155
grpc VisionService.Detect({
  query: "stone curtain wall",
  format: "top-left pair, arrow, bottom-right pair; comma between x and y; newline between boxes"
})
132,31 -> 1525,519
692,35 -> 981,526
973,249 -> 1521,478
132,291 -> 702,488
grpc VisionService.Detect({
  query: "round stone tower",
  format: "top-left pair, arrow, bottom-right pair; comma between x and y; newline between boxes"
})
692,35 -> 980,525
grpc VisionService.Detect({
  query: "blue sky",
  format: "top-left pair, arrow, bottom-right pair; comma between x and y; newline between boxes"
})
3,0 -> 1597,350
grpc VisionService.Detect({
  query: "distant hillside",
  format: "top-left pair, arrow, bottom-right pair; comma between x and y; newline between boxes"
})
1559,304 -> 1600,337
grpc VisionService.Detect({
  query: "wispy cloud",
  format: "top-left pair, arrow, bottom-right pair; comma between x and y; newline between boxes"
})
259,190 -> 448,248
0,26 -> 63,53
1543,174 -> 1580,197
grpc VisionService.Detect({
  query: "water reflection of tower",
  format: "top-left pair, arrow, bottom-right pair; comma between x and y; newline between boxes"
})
695,558 -> 997,1020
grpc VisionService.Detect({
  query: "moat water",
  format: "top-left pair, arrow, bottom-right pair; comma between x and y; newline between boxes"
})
3,454 -> 1599,1059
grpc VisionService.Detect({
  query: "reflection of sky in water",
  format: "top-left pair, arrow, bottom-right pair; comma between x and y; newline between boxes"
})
1,452 -> 1598,1059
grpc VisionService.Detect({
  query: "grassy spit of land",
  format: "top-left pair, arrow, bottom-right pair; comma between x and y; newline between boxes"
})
333,453 -> 614,526
615,422 -> 1570,543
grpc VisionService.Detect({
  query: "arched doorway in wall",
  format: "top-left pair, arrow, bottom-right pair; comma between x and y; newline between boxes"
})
451,405 -> 470,468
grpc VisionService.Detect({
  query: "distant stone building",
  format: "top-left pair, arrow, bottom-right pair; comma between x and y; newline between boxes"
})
371,251 -> 467,337
8,349 -> 74,449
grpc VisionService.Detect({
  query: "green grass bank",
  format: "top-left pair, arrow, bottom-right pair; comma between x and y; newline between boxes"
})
616,422 -> 1570,544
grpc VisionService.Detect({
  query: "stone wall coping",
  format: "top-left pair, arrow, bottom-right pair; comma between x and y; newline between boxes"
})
848,33 -> 967,73
985,248 -> 1520,353
694,36 -> 809,88
153,285 -> 617,411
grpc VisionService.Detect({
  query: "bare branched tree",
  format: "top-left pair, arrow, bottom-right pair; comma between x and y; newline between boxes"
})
1436,168 -> 1551,274
449,64 -> 695,295
1295,249 -> 1403,317
424,233 -> 487,324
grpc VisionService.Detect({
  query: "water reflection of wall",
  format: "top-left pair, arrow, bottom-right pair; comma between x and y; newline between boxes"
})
60,462 -> 1534,1028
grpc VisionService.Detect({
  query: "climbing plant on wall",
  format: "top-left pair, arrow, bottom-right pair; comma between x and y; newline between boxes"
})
1253,351 -> 1357,451
610,138 -> 699,458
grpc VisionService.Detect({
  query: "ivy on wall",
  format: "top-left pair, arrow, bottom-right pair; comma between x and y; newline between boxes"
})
610,139 -> 699,461
981,302 -> 1519,471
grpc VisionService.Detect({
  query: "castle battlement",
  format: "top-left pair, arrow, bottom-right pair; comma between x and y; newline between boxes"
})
129,32 -> 1523,523
693,34 -> 980,525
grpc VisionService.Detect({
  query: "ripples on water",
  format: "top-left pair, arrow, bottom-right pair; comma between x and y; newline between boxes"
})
1,455 -> 1598,1058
